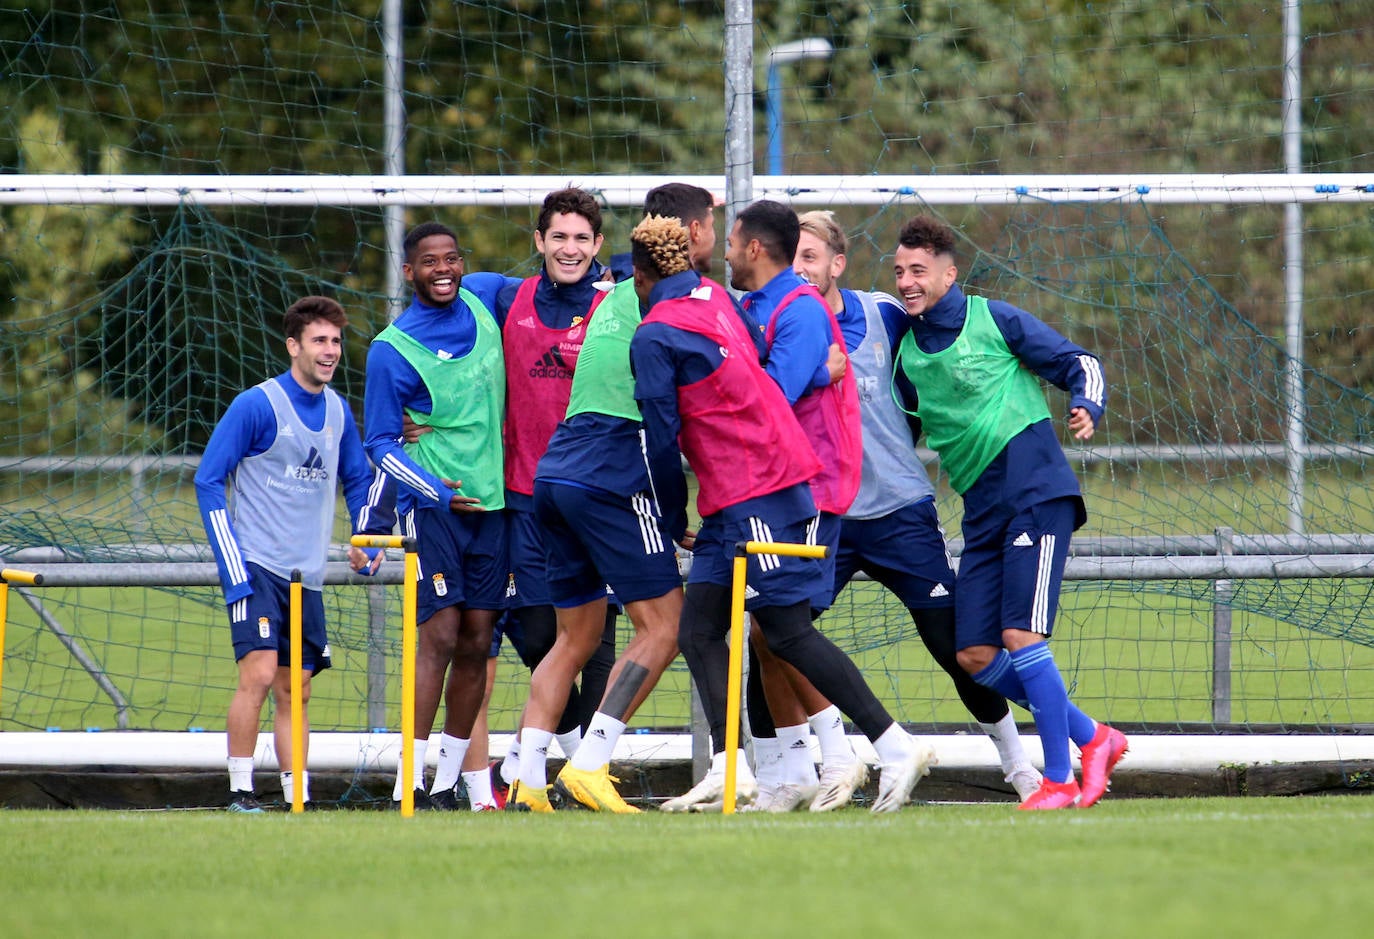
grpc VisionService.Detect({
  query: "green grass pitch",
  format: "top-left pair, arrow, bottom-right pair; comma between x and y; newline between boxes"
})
1,796 -> 1370,937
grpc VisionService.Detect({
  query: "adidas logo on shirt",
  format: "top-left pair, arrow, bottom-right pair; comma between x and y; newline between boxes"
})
929,583 -> 949,598
285,447 -> 330,481
528,346 -> 573,379
1013,532 -> 1035,547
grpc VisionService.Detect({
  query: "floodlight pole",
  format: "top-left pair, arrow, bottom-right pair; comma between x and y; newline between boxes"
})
766,38 -> 834,177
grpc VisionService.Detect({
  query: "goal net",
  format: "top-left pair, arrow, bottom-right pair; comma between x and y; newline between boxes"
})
2,3 -> 1373,759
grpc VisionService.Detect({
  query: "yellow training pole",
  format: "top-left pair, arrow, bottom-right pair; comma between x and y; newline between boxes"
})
351,534 -> 418,818
289,569 -> 305,814
0,568 -> 43,717
722,541 -> 829,815
722,552 -> 749,814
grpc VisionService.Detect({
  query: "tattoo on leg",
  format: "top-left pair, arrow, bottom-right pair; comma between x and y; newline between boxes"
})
599,661 -> 650,721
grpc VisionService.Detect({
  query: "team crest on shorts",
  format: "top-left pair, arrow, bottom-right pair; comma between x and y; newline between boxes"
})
432,572 -> 448,597
258,617 -> 271,639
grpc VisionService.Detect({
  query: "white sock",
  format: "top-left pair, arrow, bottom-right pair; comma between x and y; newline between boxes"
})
979,713 -> 1033,775
280,771 -> 310,804
777,723 -> 819,786
808,705 -> 854,768
751,736 -> 784,790
708,748 -> 751,777
871,723 -> 916,767
501,741 -> 521,785
393,737 -> 430,801
462,768 -> 496,810
572,713 -> 624,771
430,733 -> 469,794
555,728 -> 582,760
228,756 -> 254,793
518,728 -> 554,790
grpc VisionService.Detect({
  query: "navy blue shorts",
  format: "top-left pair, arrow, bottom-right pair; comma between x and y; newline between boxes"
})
403,507 -> 508,622
489,609 -> 525,659
689,510 -> 822,611
955,497 -> 1076,650
505,506 -> 553,608
834,499 -> 956,609
809,512 -> 841,612
533,480 -> 681,607
229,563 -> 332,673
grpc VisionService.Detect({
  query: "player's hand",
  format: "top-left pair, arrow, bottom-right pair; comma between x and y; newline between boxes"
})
825,342 -> 848,385
442,478 -> 486,513
1067,406 -> 1096,441
401,415 -> 432,444
677,528 -> 697,551
348,545 -> 384,574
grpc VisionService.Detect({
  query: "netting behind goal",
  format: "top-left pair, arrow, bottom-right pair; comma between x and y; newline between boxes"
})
3,3 -> 1374,740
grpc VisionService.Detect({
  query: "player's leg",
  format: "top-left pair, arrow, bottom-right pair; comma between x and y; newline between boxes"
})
737,511 -> 935,813
518,596 -> 608,791
512,603 -> 585,758
227,647 -> 275,811
455,652 -> 503,811
910,604 -> 1039,797
224,565 -> 291,812
746,627 -> 819,812
270,665 -> 313,805
436,604 -> 497,756
269,586 -> 330,808
801,521 -> 871,811
661,580 -> 755,812
544,483 -> 684,812
575,605 -> 618,733
508,506 -> 588,756
752,598 -> 935,813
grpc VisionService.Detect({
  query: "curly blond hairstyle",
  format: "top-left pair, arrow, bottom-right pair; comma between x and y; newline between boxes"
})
630,214 -> 692,279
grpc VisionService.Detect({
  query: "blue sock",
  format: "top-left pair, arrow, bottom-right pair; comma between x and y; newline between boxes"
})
1066,704 -> 1097,748
1009,643 -> 1073,784
970,650 -> 1030,711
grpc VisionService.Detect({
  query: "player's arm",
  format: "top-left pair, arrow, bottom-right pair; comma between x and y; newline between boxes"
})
989,300 -> 1106,435
338,406 -> 390,573
193,389 -> 271,605
630,324 -> 691,544
461,271 -> 521,328
361,341 -> 450,509
764,301 -> 833,402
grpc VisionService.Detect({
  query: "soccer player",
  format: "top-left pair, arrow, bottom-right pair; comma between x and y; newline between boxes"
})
507,184 -> 725,813
363,222 -> 509,809
195,295 -> 386,812
393,191 -> 620,808
889,214 -> 1127,810
632,215 -> 937,815
775,210 -> 1041,810
688,199 -> 865,813
466,188 -> 620,805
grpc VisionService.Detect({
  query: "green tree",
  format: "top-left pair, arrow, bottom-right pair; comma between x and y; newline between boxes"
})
0,110 -> 155,456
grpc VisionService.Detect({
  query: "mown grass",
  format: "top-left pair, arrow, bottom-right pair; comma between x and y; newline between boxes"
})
0,796 -> 1370,938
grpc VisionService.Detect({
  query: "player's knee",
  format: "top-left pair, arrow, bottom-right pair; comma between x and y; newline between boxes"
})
955,646 -> 992,675
236,651 -> 277,693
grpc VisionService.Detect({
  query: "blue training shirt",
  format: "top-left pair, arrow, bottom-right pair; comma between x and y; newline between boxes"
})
892,282 -> 1107,539
361,277 -> 505,516
741,267 -> 833,404
195,371 -> 388,605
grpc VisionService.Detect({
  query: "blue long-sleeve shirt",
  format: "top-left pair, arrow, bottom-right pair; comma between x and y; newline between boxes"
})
892,283 -> 1106,536
361,279 -> 506,516
742,267 -> 833,404
195,371 -> 388,604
